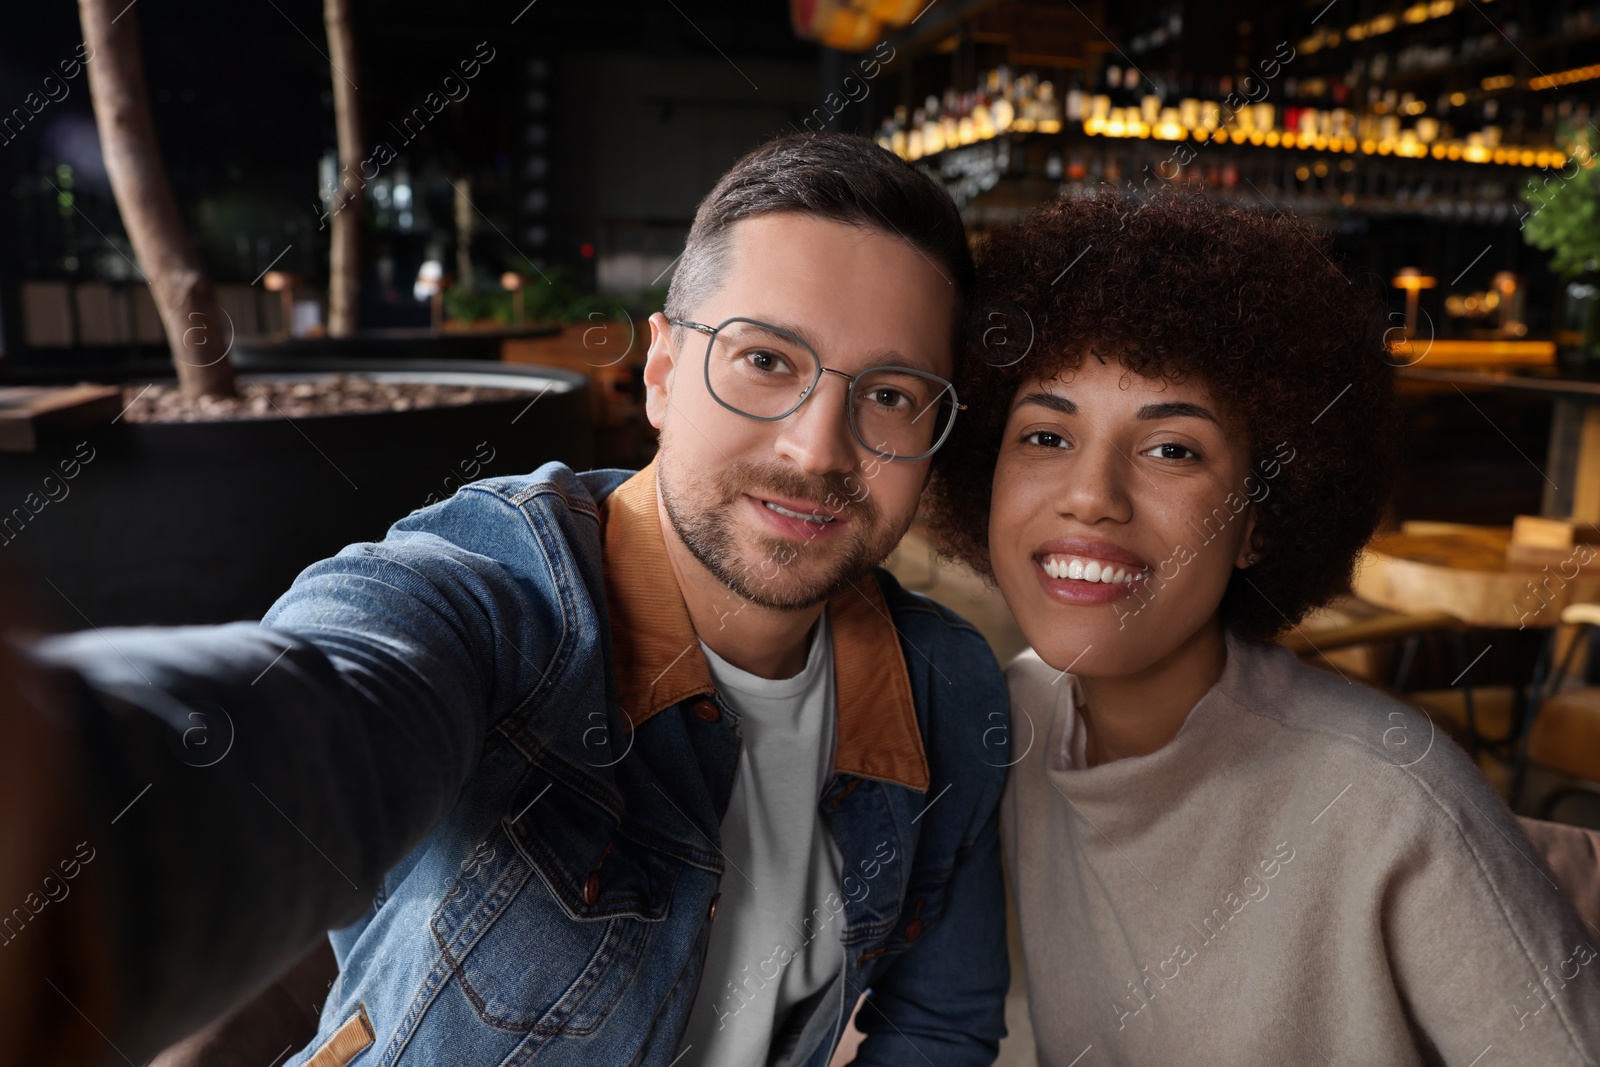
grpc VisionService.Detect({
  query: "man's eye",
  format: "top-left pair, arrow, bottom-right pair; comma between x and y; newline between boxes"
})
746,349 -> 783,372
1022,430 -> 1069,449
1144,442 -> 1197,461
867,387 -> 911,410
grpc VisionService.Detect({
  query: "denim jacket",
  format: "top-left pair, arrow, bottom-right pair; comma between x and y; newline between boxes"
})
29,462 -> 1009,1067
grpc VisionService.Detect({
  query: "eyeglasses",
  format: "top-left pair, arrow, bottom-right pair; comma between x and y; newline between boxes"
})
668,316 -> 965,462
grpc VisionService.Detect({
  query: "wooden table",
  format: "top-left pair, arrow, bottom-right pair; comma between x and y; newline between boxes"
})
1356,522 -> 1600,785
1356,523 -> 1600,630
0,384 -> 123,452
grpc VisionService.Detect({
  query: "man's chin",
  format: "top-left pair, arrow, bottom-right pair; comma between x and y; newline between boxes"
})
721,555 -> 865,611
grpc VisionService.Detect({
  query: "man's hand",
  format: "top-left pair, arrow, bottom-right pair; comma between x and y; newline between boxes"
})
0,565 -> 117,1067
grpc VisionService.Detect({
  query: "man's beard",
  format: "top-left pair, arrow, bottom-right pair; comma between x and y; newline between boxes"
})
660,456 -> 901,611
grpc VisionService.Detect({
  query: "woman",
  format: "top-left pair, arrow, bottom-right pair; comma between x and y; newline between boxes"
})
928,192 -> 1600,1065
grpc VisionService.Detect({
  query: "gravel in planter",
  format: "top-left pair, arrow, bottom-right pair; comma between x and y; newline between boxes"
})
121,374 -> 531,423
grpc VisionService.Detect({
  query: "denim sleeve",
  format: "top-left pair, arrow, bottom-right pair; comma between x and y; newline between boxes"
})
848,795 -> 1010,1066
20,484 -> 569,1062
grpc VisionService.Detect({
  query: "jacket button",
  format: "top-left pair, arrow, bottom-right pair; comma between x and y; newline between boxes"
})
904,916 -> 924,942
708,893 -> 721,923
691,698 -> 720,723
583,872 -> 600,905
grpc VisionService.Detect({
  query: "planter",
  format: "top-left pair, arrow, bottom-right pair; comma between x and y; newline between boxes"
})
0,358 -> 591,627
234,324 -> 563,364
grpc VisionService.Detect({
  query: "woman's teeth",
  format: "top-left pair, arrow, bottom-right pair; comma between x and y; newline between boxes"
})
765,501 -> 835,523
1040,556 -> 1143,584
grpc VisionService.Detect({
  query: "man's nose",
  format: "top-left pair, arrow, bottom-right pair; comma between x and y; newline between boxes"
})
769,371 -> 859,476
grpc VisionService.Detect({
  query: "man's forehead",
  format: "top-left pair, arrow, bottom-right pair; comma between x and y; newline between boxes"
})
711,215 -> 957,364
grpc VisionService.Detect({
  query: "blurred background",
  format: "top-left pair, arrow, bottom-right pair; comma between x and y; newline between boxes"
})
6,4 -> 1600,1063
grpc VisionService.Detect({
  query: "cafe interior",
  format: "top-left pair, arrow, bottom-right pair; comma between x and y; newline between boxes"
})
3,0 -> 1600,1063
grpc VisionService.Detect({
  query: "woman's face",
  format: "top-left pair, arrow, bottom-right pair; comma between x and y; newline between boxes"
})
989,356 -> 1259,678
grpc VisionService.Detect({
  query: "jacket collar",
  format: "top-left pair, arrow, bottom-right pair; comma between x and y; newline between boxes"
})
600,462 -> 930,792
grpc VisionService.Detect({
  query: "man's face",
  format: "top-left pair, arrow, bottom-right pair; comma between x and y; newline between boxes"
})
644,213 -> 956,610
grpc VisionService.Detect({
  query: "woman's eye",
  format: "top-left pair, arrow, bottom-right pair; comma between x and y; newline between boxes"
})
1022,430 -> 1069,449
1144,442 -> 1198,461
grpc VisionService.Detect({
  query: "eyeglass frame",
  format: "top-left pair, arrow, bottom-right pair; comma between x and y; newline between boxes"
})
667,315 -> 966,462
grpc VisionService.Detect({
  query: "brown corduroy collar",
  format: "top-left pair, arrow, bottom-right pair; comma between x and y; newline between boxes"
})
600,462 -> 930,792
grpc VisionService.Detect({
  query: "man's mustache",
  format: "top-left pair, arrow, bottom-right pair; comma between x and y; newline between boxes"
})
714,463 -> 880,523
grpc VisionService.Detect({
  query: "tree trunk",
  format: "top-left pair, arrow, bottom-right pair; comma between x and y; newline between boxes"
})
78,0 -> 236,399
324,0 -> 363,337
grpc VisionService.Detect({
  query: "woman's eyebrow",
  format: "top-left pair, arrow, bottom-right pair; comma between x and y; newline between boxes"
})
1014,391 -> 1076,415
1137,401 -> 1218,425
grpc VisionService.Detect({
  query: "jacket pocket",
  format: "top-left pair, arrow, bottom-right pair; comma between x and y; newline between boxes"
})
429,770 -> 680,1034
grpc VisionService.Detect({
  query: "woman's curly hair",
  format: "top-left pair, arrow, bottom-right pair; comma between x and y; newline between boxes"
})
925,190 -> 1400,643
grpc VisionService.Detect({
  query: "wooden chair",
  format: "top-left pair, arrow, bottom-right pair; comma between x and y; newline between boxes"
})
1525,603 -> 1600,820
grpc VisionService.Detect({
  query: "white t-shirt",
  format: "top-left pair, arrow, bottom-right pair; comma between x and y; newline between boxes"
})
1012,647 -> 1088,770
680,611 -> 845,1067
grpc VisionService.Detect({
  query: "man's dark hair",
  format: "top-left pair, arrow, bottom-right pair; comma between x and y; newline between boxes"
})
665,132 -> 973,358
926,189 -> 1400,643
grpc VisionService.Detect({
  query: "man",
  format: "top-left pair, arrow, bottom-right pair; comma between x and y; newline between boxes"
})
4,132 -> 1009,1067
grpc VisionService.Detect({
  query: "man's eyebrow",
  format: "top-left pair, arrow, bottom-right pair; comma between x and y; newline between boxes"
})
1012,391 -> 1076,415
752,317 -> 941,374
1137,401 -> 1219,425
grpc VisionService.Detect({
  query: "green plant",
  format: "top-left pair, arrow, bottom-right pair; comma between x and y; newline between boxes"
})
443,263 -> 623,325
1521,134 -> 1600,279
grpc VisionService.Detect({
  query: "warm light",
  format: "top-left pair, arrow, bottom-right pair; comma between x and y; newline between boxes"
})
1392,268 -> 1437,291
1449,92 -> 1468,107
1530,63 -> 1600,90
1265,130 -> 1281,147
1431,144 -> 1447,158
500,272 -> 524,290
262,271 -> 294,292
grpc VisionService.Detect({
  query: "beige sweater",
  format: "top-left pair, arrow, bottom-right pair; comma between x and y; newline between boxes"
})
1002,632 -> 1600,1066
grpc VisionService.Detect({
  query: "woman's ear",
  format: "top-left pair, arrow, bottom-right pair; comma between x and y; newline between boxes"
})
1235,507 -> 1260,569
642,312 -> 678,431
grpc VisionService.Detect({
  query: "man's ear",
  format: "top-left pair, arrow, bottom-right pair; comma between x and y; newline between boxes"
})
642,312 -> 678,431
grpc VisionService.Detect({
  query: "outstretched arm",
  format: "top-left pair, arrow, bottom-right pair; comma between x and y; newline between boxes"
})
2,484 -> 569,1065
